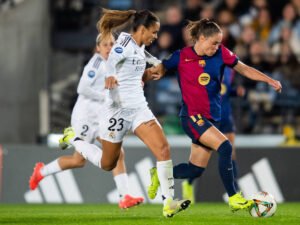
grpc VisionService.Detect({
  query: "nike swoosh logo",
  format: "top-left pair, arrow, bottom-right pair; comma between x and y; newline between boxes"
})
185,59 -> 193,62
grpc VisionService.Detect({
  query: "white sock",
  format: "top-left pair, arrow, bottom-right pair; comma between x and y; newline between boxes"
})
72,140 -> 102,168
40,159 -> 62,177
157,160 -> 174,204
114,173 -> 129,199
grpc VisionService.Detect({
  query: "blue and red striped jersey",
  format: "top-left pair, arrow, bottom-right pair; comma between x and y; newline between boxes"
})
162,45 -> 238,121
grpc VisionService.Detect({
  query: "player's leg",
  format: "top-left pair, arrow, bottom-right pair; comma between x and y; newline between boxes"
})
135,120 -> 173,198
29,148 -> 87,190
182,115 -> 236,197
59,127 -> 104,168
169,116 -> 212,203
221,116 -> 239,191
110,146 -> 144,208
56,151 -> 86,169
77,114 -> 128,171
134,118 -> 190,217
225,132 -> 239,191
174,144 -> 212,203
174,143 -> 211,180
199,127 -> 253,211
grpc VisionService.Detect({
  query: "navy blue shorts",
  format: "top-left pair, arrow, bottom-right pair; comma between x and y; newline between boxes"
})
180,114 -> 220,146
219,115 -> 235,134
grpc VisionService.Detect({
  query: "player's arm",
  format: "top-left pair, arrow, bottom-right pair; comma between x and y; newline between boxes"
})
142,68 -> 154,82
147,50 -> 180,81
233,61 -> 282,92
105,40 -> 128,89
77,67 -> 106,102
142,63 -> 167,82
221,45 -> 282,93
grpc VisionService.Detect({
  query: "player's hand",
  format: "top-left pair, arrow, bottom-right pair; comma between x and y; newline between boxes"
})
268,79 -> 282,93
149,65 -> 164,80
105,76 -> 118,89
142,68 -> 154,82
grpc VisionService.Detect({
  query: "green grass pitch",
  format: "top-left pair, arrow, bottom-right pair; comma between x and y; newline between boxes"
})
0,203 -> 299,225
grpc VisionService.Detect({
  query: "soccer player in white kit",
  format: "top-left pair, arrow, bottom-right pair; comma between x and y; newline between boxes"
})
59,9 -> 191,218
29,33 -> 144,209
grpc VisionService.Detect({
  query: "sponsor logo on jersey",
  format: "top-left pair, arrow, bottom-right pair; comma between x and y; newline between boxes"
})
88,70 -> 96,78
185,58 -> 193,62
199,60 -> 206,67
198,73 -> 210,85
114,47 -> 123,54
221,83 -> 227,95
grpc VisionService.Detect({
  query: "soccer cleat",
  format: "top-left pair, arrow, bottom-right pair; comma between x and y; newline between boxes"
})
29,162 -> 45,190
59,127 -> 75,150
228,192 -> 254,212
163,198 -> 191,218
118,194 -> 144,209
147,167 -> 160,199
182,180 -> 195,204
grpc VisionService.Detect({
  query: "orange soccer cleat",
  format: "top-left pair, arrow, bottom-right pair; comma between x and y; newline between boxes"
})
118,194 -> 144,209
29,162 -> 45,190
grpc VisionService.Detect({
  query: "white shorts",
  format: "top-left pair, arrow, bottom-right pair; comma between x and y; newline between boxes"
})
99,106 -> 157,143
71,118 -> 100,143
71,98 -> 102,143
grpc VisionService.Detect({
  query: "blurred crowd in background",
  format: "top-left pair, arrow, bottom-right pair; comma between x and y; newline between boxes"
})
145,0 -> 300,136
50,0 -> 300,136
2,0 -> 299,138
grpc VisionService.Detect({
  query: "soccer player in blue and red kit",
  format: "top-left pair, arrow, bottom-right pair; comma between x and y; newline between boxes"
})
180,66 -> 246,203
146,18 -> 282,211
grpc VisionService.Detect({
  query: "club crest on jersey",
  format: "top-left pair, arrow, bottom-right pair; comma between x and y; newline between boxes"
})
88,70 -> 96,78
198,73 -> 210,85
221,83 -> 227,95
109,131 -> 115,139
114,47 -> 123,54
197,118 -> 205,126
199,60 -> 206,67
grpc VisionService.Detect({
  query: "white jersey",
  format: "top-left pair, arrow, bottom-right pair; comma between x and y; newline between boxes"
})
71,53 -> 108,141
105,32 -> 148,109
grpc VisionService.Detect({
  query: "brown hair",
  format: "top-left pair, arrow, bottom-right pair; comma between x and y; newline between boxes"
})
186,18 -> 222,42
97,8 -> 159,38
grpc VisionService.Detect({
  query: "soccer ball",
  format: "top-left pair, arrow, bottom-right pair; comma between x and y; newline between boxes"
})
249,191 -> 277,218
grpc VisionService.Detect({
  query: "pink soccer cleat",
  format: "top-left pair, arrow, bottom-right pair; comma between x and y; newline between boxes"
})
118,194 -> 144,209
29,162 -> 45,190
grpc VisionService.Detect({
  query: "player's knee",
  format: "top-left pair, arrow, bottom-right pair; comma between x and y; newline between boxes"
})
74,157 -> 86,168
69,156 -> 86,168
101,160 -> 118,171
217,140 -> 232,156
